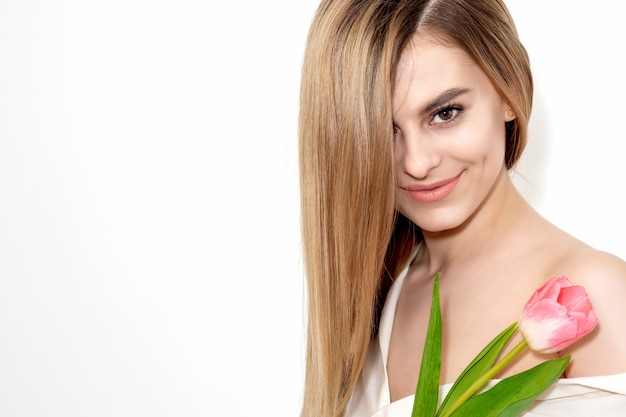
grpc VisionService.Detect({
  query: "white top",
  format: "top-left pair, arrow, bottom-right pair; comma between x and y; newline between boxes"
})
345,249 -> 626,416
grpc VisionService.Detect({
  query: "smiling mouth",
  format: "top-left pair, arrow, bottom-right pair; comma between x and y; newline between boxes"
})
400,173 -> 462,203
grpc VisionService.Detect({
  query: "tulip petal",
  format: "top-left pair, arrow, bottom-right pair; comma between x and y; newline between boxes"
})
557,286 -> 589,310
545,318 -> 579,351
562,295 -> 591,313
520,314 -> 579,353
521,299 -> 567,322
577,310 -> 599,336
525,276 -> 572,306
569,311 -> 588,328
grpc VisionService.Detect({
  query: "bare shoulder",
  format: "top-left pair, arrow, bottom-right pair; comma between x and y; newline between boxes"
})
555,247 -> 626,377
558,247 -> 626,305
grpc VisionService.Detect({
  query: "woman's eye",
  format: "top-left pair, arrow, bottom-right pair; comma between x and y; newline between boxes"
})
432,106 -> 461,124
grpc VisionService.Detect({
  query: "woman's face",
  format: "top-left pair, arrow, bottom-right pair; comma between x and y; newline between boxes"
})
392,36 -> 514,233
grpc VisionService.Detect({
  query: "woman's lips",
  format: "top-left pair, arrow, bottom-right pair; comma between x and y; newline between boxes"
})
401,173 -> 462,203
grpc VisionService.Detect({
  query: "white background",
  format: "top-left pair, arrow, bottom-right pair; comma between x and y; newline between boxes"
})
0,1 -> 624,416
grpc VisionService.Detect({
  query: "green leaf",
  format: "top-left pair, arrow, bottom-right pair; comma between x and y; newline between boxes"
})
450,356 -> 570,417
412,274 -> 442,417
437,323 -> 517,417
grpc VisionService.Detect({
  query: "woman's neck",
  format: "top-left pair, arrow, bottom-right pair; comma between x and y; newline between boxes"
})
418,168 -> 536,275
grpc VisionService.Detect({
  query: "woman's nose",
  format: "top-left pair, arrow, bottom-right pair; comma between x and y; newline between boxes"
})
397,130 -> 442,179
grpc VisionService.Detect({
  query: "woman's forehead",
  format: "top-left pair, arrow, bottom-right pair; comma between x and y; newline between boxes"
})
392,37 -> 482,111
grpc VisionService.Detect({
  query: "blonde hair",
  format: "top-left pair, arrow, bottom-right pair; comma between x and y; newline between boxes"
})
298,1 -> 532,416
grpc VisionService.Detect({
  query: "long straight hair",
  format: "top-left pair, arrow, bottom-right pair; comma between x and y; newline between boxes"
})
298,1 -> 532,416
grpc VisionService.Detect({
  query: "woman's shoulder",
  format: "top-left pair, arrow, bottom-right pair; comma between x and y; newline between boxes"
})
549,245 -> 626,377
551,245 -> 626,302
535,223 -> 626,290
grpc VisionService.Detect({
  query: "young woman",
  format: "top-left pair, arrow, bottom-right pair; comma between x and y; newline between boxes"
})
298,1 -> 626,416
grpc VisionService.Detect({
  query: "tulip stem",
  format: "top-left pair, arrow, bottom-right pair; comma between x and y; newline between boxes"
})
439,338 -> 528,417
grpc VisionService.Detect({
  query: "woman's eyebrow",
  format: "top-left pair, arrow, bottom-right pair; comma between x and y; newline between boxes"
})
420,87 -> 471,117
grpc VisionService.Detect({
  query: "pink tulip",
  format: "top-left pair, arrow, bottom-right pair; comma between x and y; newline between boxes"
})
518,276 -> 598,353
